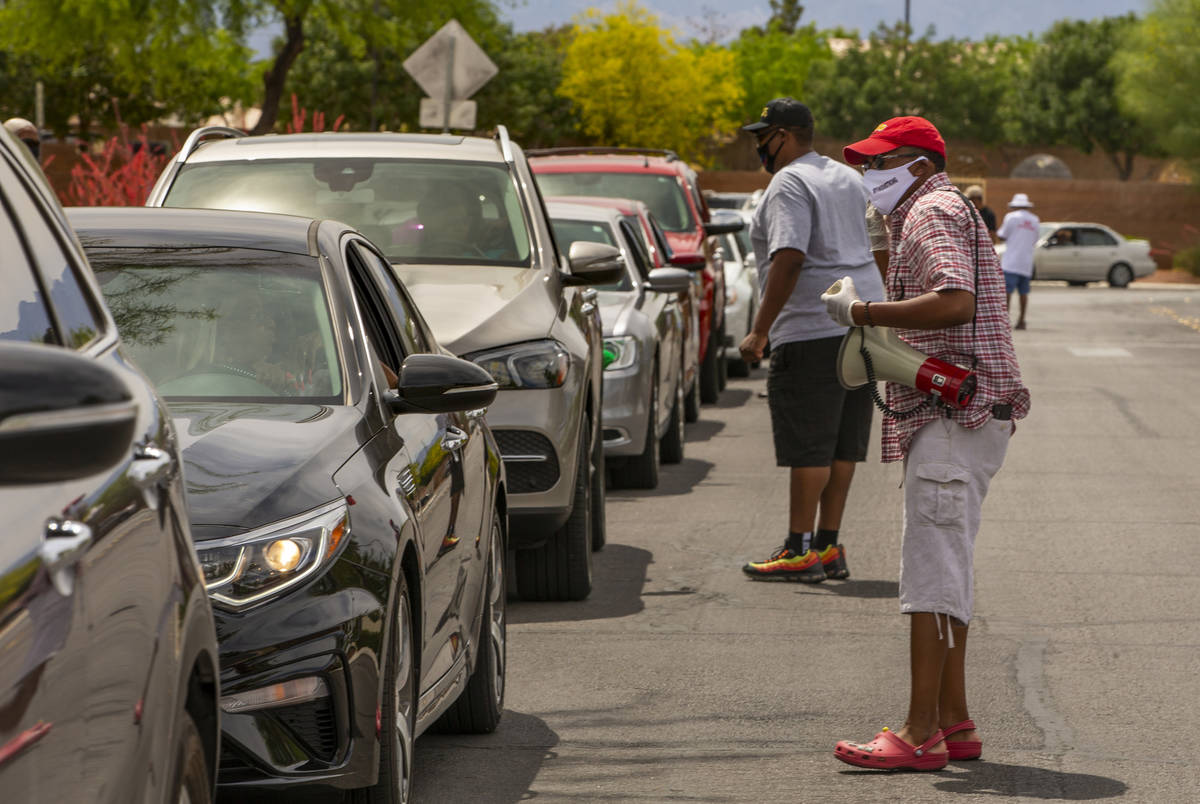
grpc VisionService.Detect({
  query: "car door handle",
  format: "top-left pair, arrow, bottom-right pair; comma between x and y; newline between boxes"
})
442,426 -> 468,452
41,519 -> 92,596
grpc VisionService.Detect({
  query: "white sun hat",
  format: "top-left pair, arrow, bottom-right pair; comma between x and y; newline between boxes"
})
1008,192 -> 1034,208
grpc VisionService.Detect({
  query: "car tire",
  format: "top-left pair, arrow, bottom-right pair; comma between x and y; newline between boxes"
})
171,713 -> 209,804
514,426 -> 592,601
590,415 -> 606,552
684,375 -> 700,423
433,511 -> 505,733
699,336 -> 720,404
660,366 -> 685,464
351,574 -> 416,804
1108,262 -> 1134,288
716,323 -> 728,391
621,362 -> 659,489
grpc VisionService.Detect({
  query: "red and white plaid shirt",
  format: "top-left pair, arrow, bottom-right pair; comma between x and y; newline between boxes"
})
881,172 -> 1031,462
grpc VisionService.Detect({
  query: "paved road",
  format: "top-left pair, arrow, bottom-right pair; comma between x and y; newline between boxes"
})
413,284 -> 1200,803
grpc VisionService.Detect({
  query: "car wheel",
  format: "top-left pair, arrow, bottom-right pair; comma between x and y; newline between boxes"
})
621,362 -> 660,489
1108,262 -> 1134,288
514,426 -> 592,601
716,323 -> 728,391
434,511 -> 505,733
590,415 -> 606,552
171,713 -> 209,804
684,374 -> 700,423
659,366 -> 685,464
699,336 -> 720,403
352,574 -> 416,804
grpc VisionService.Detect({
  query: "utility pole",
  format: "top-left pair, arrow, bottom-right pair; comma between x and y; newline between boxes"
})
905,0 -> 911,29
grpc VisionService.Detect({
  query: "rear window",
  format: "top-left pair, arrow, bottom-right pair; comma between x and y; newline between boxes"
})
535,171 -> 696,234
85,247 -> 342,402
550,218 -> 632,292
166,159 -> 532,267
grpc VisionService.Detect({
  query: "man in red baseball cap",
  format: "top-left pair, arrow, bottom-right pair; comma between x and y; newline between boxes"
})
822,116 -> 1030,772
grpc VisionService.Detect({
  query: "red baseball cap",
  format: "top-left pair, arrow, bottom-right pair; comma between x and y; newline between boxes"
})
843,116 -> 946,165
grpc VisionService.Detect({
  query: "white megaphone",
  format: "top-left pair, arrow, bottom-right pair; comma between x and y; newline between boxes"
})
836,326 -> 976,409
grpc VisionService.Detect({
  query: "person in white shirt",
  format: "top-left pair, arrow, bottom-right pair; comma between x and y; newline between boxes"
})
996,193 -> 1040,330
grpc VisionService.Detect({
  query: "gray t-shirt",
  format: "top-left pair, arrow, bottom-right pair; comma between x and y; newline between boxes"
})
750,151 -> 884,345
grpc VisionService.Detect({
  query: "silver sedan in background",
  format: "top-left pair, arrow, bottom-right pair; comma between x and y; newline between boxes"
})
547,199 -> 692,489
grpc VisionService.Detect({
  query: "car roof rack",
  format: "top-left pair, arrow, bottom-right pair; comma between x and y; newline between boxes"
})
177,125 -> 245,162
524,146 -> 679,164
494,125 -> 514,165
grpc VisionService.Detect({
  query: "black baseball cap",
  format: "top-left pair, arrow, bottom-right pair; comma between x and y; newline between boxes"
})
742,97 -> 814,133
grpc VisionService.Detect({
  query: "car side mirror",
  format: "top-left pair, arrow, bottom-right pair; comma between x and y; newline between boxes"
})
0,342 -> 138,484
645,267 -> 692,294
668,251 -> 706,271
703,220 -> 744,236
386,354 -> 498,415
563,241 -> 625,286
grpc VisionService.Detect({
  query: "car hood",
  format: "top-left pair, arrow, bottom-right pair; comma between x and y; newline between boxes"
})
597,290 -> 638,337
172,403 -> 366,536
391,263 -> 555,355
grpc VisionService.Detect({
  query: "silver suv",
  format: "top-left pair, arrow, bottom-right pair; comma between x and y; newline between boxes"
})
146,127 -> 623,601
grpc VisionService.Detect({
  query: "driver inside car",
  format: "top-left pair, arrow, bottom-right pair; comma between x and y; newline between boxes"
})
416,182 -> 511,260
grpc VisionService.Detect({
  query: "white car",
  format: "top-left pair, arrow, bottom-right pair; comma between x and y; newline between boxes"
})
713,209 -> 759,376
997,221 -> 1156,287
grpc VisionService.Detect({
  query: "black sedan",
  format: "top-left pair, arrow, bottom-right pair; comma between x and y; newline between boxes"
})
68,206 -> 509,802
1,133 -> 219,801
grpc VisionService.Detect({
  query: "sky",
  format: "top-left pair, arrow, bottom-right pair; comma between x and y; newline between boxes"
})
499,0 -> 1153,41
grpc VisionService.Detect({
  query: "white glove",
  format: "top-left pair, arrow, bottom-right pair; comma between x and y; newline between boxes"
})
821,276 -> 861,327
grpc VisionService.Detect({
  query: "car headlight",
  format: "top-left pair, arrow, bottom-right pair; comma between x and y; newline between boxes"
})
602,336 -> 638,371
197,500 -> 349,609
466,339 -> 570,389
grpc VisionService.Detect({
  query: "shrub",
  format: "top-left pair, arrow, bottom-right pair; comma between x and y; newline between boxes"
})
61,125 -> 175,207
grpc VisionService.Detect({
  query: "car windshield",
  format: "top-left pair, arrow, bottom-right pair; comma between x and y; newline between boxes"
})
535,171 -> 696,234
550,218 -> 632,292
85,247 -> 343,402
166,159 -> 532,267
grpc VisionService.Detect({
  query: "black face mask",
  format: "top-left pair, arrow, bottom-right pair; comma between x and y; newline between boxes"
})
755,130 -> 785,174
20,138 -> 39,161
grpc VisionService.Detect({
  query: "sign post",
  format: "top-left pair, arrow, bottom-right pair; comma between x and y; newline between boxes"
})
403,20 -> 498,133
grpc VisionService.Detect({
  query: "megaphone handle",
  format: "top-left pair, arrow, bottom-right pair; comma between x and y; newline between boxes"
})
859,343 -> 932,420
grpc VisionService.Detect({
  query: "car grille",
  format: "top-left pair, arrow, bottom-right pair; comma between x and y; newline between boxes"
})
275,697 -> 340,762
493,430 -> 560,493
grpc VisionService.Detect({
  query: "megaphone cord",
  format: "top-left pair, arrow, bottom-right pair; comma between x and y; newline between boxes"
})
859,335 -> 930,420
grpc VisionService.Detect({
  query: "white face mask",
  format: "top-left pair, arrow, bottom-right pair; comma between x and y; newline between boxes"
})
861,158 -> 925,215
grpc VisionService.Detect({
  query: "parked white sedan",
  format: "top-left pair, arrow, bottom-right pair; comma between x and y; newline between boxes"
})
997,221 -> 1156,287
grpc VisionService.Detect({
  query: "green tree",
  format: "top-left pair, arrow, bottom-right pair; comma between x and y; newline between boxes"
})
282,1 -> 526,135
558,2 -> 743,165
730,23 -> 831,125
1011,15 -> 1158,180
1116,0 -> 1200,174
0,1 -> 255,133
475,26 -> 583,147
805,23 -> 1023,147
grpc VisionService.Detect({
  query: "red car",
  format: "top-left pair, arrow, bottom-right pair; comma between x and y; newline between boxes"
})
529,148 -> 742,404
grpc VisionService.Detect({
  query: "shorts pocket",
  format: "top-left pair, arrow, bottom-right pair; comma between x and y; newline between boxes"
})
914,462 -> 971,526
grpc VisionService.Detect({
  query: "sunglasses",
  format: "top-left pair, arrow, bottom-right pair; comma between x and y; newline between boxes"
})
863,151 -> 925,171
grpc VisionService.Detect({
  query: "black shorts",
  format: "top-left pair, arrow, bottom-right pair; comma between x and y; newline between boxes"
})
767,336 -> 873,467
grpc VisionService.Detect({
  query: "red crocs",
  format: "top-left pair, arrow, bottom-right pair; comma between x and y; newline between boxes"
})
943,718 -> 982,760
834,727 -> 949,771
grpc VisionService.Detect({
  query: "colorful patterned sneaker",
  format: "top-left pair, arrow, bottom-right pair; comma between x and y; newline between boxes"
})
819,544 -> 850,580
742,546 -> 826,582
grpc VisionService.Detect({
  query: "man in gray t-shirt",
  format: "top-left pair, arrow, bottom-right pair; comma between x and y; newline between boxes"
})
738,97 -> 884,584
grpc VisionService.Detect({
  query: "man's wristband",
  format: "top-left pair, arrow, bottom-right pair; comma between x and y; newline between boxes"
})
862,300 -> 875,327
